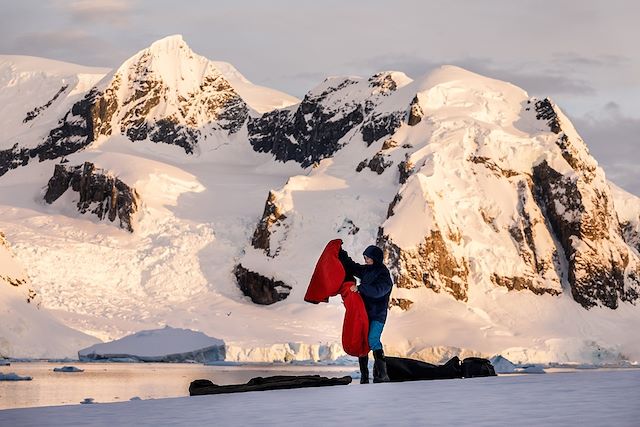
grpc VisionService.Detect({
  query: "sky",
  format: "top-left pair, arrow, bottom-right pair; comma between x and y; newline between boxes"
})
1,0 -> 638,194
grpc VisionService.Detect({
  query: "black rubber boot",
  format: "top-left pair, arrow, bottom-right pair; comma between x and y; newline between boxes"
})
373,349 -> 390,383
358,355 -> 369,384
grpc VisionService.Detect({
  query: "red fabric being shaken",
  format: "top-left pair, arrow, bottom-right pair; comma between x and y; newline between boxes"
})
304,239 -> 345,304
339,281 -> 370,357
305,239 -> 370,357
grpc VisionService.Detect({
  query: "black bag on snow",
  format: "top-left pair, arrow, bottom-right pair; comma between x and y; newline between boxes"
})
385,356 -> 463,381
461,357 -> 497,378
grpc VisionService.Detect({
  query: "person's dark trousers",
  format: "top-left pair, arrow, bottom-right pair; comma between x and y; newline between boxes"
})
373,349 -> 390,383
358,355 -> 369,384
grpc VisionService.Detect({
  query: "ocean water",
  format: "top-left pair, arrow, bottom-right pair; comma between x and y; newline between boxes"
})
0,362 -> 356,409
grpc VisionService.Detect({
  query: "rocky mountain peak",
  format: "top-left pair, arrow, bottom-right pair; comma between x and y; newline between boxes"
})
368,71 -> 412,94
248,71 -> 413,167
117,34 -> 225,98
97,35 -> 248,148
147,34 -> 189,53
0,36 -> 250,173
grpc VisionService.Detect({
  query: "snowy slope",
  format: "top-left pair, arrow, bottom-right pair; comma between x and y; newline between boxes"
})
0,233 -> 99,358
210,60 -> 299,113
0,36 -> 638,364
1,370 -> 638,426
0,55 -> 107,150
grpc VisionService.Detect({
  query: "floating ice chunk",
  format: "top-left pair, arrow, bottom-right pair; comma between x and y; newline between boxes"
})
516,364 -> 546,374
53,366 -> 84,373
489,355 -> 517,374
0,372 -> 32,381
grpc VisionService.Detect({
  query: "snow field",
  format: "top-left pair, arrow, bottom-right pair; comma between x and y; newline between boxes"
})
1,370 -> 638,426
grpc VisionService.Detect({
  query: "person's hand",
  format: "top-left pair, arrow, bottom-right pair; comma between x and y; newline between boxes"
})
350,284 -> 358,292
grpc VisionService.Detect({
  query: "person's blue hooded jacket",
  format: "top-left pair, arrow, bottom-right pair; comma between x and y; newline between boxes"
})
338,245 -> 393,324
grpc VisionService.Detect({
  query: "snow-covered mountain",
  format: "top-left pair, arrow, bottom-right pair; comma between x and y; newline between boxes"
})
0,35 -> 638,364
0,35 -> 297,174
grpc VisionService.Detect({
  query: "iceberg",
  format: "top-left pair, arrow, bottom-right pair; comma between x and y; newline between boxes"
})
78,326 -> 225,363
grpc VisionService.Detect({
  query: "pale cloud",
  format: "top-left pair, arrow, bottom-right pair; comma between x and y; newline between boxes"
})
350,55 -> 596,97
55,0 -> 136,26
571,105 -> 640,196
551,53 -> 631,68
10,30 -> 121,66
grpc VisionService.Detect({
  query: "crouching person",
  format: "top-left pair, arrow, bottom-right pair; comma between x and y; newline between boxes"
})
339,244 -> 393,383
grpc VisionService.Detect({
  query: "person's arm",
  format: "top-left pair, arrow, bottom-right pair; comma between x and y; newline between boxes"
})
358,269 -> 393,299
338,248 -> 365,278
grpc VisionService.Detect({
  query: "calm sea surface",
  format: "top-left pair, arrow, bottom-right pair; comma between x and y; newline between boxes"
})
0,362 -> 356,410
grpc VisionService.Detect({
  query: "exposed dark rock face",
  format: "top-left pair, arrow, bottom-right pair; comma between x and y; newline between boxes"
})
390,298 -> 413,310
381,138 -> 398,150
480,210 -> 499,232
621,220 -> 640,253
490,274 -> 560,296
386,194 -> 402,218
398,157 -> 414,184
0,88 -> 102,176
44,162 -> 139,232
361,111 -> 405,146
337,218 -> 359,235
234,264 -> 291,305
533,98 -> 562,133
377,185 -> 469,302
38,88 -> 102,160
0,273 -> 37,303
127,119 -> 200,154
251,191 -> 287,257
248,73 -> 406,167
23,84 -> 69,123
529,98 -> 640,309
407,95 -> 424,126
248,80 -> 365,167
378,229 -> 469,302
356,153 -> 393,175
502,179 -> 563,295
532,160 -> 639,308
368,72 -> 398,93
534,98 -> 597,182
0,273 -> 27,287
0,144 -> 31,176
469,155 -> 519,178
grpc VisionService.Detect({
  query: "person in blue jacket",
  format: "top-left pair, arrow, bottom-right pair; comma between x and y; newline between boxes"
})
338,244 -> 393,383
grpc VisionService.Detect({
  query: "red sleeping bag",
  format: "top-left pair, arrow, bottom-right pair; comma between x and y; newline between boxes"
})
305,239 -> 370,357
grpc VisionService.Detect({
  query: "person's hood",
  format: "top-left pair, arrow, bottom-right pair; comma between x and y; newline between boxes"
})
363,245 -> 384,264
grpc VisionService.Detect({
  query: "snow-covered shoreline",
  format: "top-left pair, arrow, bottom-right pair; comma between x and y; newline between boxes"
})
1,369 -> 638,426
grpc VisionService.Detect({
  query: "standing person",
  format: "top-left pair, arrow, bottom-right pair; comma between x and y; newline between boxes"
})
338,244 -> 393,383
